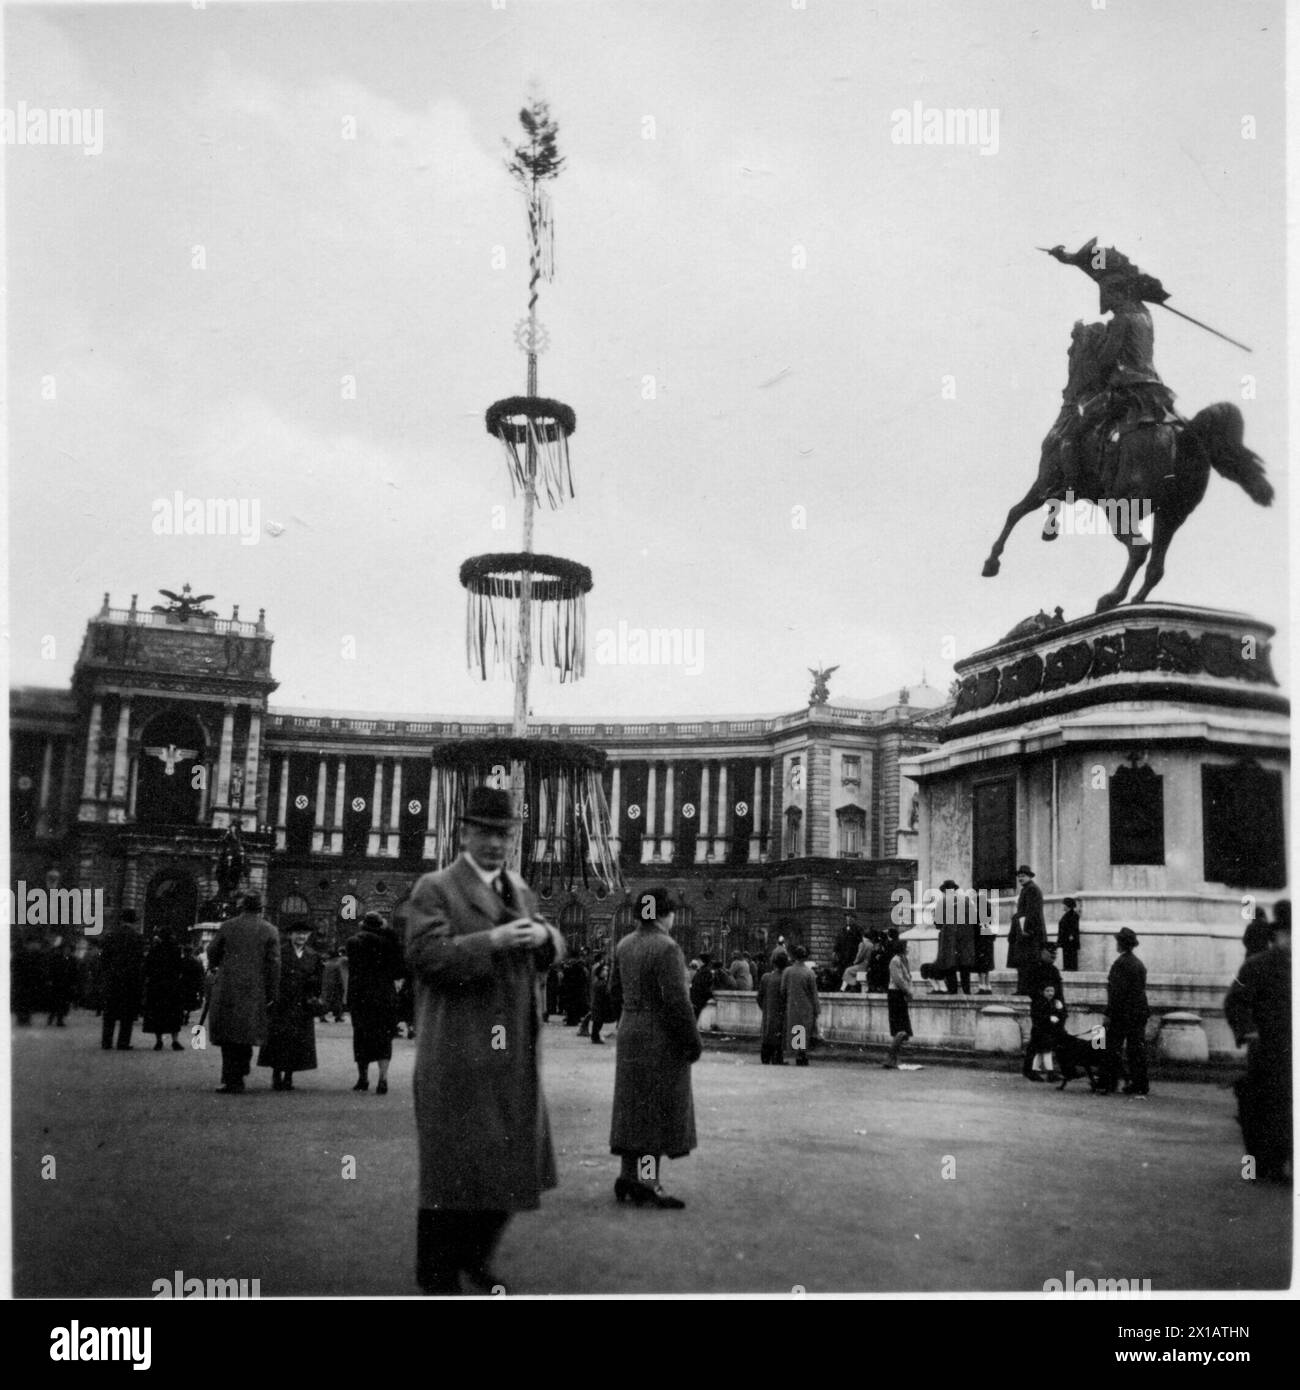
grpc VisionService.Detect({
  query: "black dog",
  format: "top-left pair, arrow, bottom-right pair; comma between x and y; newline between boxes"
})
1054,1029 -> 1107,1092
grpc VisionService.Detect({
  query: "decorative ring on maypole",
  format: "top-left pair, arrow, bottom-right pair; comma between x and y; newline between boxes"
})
485,396 -> 577,509
460,552 -> 591,682
427,737 -> 619,890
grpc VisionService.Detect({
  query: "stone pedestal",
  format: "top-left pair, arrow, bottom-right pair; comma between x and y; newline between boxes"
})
1156,1011 -> 1210,1063
974,1004 -> 1023,1054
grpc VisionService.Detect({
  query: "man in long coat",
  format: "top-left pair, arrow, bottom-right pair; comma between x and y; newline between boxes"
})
1101,927 -> 1149,1096
207,893 -> 281,1093
258,925 -> 323,1090
781,945 -> 820,1067
99,907 -> 146,1050
933,879 -> 976,995
404,786 -> 566,1296
1008,865 -> 1046,993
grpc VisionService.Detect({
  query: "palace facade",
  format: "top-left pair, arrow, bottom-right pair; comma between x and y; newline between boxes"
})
9,594 -> 949,963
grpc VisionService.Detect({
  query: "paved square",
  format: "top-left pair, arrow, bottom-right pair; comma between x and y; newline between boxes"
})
12,1015 -> 1290,1296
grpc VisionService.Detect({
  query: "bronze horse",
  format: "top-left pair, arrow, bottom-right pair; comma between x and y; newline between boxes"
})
980,402 -> 1273,611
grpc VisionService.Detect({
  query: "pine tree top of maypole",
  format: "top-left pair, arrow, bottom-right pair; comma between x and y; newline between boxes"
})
504,96 -> 565,187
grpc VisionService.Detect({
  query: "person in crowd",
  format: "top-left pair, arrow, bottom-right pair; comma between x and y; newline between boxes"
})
320,948 -> 348,1023
1057,898 -> 1082,972
758,948 -> 789,1064
610,887 -> 700,1209
1224,902 -> 1291,1183
405,786 -> 566,1295
1100,927 -> 1149,1096
729,954 -> 754,991
78,939 -> 103,1013
100,907 -> 147,1051
883,936 -> 914,1069
589,958 -> 614,1044
686,958 -> 702,990
396,972 -> 417,1040
207,893 -> 281,1094
142,927 -> 188,1051
179,945 -> 207,1026
866,928 -> 895,994
1241,908 -> 1272,960
543,961 -> 562,1021
1028,945 -> 1067,1084
12,934 -> 49,1027
562,954 -> 590,1027
973,891 -> 996,994
259,923 -> 323,1091
833,920 -> 862,978
346,911 -> 404,1093
45,937 -> 80,1027
1008,865 -> 1046,993
781,945 -> 819,1068
689,953 -> 716,1019
934,879 -> 975,995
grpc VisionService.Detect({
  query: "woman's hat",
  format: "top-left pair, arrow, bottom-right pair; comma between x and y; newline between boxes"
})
460,786 -> 520,829
939,879 -> 960,891
1016,865 -> 1035,878
1114,927 -> 1140,947
1063,897 -> 1078,909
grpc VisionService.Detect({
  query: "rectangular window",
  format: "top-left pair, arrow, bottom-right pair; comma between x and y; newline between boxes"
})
972,777 -> 1017,890
841,755 -> 861,785
842,885 -> 858,909
1109,764 -> 1165,865
1203,762 -> 1286,889
839,818 -> 863,857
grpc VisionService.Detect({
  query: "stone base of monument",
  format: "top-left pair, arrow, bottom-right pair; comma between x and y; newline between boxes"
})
899,602 -> 1288,981
713,990 -> 1232,1063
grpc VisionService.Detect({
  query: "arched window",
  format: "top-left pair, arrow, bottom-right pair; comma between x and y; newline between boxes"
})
836,805 -> 866,858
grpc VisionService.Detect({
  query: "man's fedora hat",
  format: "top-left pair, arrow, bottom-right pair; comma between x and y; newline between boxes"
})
1114,927 -> 1140,947
460,786 -> 520,830
939,879 -> 960,891
1016,865 -> 1035,878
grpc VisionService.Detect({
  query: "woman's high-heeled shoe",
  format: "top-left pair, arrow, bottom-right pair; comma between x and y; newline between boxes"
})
615,1177 -> 685,1209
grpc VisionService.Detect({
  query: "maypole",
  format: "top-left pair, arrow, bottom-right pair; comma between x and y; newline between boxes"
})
428,96 -> 620,894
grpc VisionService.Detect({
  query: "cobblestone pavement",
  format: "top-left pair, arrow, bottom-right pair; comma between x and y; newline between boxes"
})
11,1013 -> 1291,1296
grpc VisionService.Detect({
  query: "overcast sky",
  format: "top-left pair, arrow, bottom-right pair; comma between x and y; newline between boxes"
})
5,0 -> 1289,718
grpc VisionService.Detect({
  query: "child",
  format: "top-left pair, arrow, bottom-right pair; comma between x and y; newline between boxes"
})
1026,981 -> 1067,1082
883,939 -> 914,1069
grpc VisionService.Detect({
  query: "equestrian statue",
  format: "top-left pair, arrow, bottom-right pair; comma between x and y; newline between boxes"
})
980,238 -> 1273,611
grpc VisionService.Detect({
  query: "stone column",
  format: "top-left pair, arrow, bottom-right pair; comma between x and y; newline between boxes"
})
660,762 -> 675,860
276,754 -> 290,851
696,763 -> 711,863
127,756 -> 139,820
214,703 -> 236,825
749,761 -> 764,862
242,708 -> 262,832
387,759 -> 403,857
36,737 -> 54,837
331,756 -> 346,854
79,696 -> 104,818
108,695 -> 133,823
609,764 -> 621,855
642,763 -> 658,864
713,762 -> 729,859
368,759 -> 385,857
312,756 -> 328,853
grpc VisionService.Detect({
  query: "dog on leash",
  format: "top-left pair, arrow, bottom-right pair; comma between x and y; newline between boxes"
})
1054,1028 -> 1107,1092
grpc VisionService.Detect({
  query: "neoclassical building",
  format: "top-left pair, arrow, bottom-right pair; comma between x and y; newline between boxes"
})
9,592 -> 949,963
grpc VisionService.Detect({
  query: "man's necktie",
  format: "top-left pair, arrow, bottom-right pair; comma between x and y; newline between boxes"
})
494,873 -> 515,913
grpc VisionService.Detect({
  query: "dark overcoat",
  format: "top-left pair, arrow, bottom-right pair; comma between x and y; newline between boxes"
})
405,855 -> 565,1212
758,967 -> 785,1047
142,940 -> 188,1035
259,944 -> 323,1072
99,927 -> 146,1017
347,924 -> 404,1063
1008,880 -> 1046,969
781,962 -> 820,1051
609,924 -> 700,1158
1105,951 -> 1149,1026
934,893 -> 977,971
207,912 -> 281,1047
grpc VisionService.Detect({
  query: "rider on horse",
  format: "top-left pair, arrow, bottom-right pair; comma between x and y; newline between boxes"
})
1044,239 -> 1179,504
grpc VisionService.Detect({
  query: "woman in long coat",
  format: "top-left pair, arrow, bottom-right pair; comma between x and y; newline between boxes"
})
346,912 -> 404,1093
610,888 -> 701,1208
142,928 -> 188,1050
781,945 -> 820,1066
758,948 -> 789,1064
259,926 -> 323,1090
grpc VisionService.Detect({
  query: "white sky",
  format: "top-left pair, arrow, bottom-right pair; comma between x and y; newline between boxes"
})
4,0 -> 1289,718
